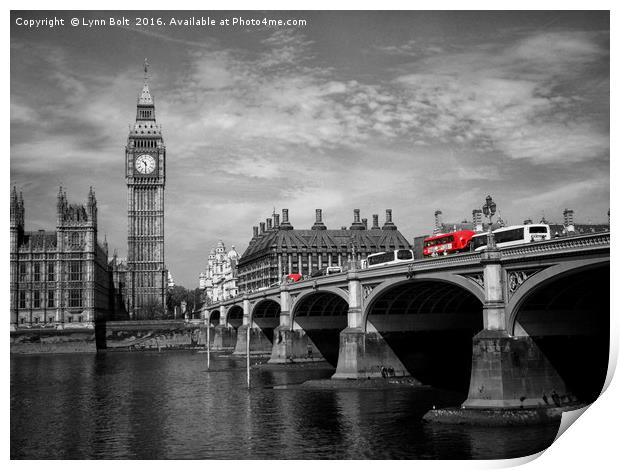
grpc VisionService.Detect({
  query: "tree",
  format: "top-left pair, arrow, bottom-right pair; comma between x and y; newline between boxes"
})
136,297 -> 167,320
166,285 -> 205,318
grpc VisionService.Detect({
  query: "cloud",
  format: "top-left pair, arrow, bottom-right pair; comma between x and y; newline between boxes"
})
10,21 -> 610,286
391,31 -> 609,164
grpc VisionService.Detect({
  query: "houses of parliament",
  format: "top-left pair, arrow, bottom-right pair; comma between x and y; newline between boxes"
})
10,62 -> 167,329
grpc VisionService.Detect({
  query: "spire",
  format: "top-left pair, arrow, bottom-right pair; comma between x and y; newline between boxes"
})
137,58 -> 154,107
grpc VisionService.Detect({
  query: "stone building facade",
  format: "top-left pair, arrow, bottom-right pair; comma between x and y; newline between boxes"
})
10,187 -> 112,329
237,208 -> 412,293
199,241 -> 239,303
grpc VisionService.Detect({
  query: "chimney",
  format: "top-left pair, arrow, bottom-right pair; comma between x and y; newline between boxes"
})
433,210 -> 443,234
312,208 -> 327,230
280,208 -> 293,230
382,209 -> 397,230
266,218 -> 273,231
253,226 -> 259,238
563,208 -> 575,233
350,209 -> 364,230
259,222 -> 266,236
362,218 -> 368,230
472,209 -> 483,232
273,213 -> 280,229
371,214 -> 380,230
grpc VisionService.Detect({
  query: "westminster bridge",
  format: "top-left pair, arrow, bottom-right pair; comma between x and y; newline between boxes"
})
202,232 -> 610,409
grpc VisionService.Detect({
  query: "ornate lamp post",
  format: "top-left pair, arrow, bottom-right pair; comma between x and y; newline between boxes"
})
482,195 -> 497,249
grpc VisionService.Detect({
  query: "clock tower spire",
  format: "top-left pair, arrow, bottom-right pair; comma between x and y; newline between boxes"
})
126,59 -> 166,318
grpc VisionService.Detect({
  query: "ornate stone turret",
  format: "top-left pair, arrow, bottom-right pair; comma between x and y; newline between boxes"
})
86,186 -> 98,228
273,213 -> 280,229
312,209 -> 327,230
10,186 -> 25,252
382,209 -> 397,230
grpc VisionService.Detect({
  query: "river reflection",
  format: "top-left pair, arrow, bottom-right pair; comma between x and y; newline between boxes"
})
11,351 -> 559,459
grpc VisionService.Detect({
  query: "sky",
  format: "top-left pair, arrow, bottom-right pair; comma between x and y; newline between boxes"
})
10,10 -> 610,287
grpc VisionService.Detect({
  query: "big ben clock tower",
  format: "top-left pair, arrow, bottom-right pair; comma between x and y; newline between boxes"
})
126,59 -> 166,318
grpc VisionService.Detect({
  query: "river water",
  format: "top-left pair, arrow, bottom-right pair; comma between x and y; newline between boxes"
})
11,351 -> 559,459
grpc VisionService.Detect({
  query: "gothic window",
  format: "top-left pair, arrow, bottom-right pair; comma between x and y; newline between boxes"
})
33,291 -> 40,308
19,291 -> 26,309
34,317 -> 39,324
19,264 -> 27,282
69,261 -> 82,281
47,290 -> 55,308
68,289 -> 82,308
48,317 -> 53,323
67,316 -> 72,323
69,233 -> 81,249
78,316 -> 83,322
33,263 -> 41,282
47,262 -> 55,281
20,317 -> 25,324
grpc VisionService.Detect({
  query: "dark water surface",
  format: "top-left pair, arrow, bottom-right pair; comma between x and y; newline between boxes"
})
11,351 -> 559,459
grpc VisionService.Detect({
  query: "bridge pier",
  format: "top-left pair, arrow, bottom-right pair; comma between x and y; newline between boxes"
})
462,248 -> 573,408
232,297 -> 273,355
210,305 -> 234,350
269,287 -> 323,363
332,266 -> 408,379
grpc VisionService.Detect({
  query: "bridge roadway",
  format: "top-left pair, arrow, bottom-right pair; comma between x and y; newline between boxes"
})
203,232 -> 610,409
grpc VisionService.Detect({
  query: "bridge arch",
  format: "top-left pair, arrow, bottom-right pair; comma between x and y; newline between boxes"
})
506,258 -> 610,331
207,309 -> 220,326
290,289 -> 349,365
225,304 -> 244,328
290,287 -> 348,323
509,260 -> 609,403
363,277 -> 484,393
362,274 -> 484,329
249,298 -> 281,346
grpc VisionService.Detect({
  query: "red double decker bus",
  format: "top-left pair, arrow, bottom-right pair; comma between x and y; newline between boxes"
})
423,230 -> 476,257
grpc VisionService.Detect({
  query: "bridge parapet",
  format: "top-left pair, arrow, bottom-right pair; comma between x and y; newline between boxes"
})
500,232 -> 609,260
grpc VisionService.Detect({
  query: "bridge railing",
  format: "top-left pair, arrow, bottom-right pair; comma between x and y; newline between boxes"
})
500,232 -> 610,260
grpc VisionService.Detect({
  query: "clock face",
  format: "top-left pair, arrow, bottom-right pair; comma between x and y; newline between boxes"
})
135,154 -> 156,174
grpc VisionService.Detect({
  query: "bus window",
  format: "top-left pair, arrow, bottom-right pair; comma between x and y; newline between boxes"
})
529,226 -> 548,233
367,251 -> 395,266
472,235 -> 488,250
397,250 -> 413,260
494,228 -> 524,244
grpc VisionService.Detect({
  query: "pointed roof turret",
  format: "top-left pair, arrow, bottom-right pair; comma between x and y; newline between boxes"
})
138,58 -> 154,106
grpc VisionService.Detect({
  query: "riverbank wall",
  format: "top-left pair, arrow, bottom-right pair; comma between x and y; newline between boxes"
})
10,320 -> 208,354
